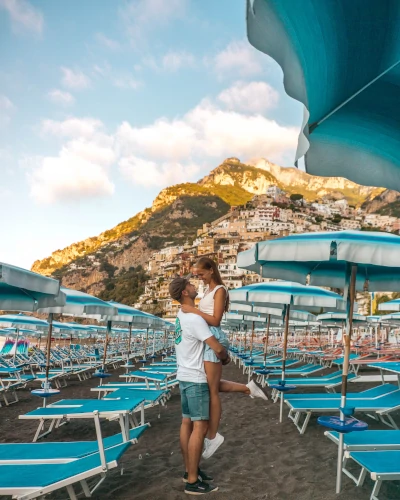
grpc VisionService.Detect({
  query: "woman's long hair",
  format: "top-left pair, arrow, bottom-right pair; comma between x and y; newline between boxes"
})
195,256 -> 230,312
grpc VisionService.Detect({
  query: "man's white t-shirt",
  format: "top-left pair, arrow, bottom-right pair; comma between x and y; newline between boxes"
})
175,310 -> 213,383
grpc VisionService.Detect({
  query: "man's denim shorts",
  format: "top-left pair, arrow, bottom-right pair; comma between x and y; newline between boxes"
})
179,381 -> 210,421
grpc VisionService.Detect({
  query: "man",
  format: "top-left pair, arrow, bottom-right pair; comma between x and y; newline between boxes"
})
169,275 -> 229,495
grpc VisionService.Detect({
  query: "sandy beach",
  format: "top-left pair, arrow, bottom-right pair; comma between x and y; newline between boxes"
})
0,361 -> 399,500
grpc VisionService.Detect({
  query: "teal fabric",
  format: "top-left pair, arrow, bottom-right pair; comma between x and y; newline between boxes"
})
329,430 -> 400,447
247,0 -> 400,191
0,443 -> 130,488
237,231 -> 400,292
351,450 -> 400,473
285,384 -> 398,400
25,398 -> 144,416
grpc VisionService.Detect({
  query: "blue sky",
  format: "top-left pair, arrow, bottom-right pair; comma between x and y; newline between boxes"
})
0,0 -> 302,269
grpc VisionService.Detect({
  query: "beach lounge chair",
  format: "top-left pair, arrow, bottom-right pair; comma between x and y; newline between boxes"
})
0,442 -> 130,500
20,398 -> 145,442
0,424 -> 149,464
93,387 -> 169,406
284,384 -> 398,401
285,390 -> 400,434
343,450 -> 400,500
325,429 -> 400,451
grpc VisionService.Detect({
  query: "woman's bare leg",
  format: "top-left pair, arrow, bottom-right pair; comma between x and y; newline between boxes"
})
219,379 -> 250,394
204,361 -> 222,440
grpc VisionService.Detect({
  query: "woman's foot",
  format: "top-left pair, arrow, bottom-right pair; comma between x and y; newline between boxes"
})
202,433 -> 224,459
246,380 -> 268,401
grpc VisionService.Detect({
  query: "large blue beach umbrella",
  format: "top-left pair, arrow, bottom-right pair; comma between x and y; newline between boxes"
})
0,262 -> 65,312
246,0 -> 400,191
237,230 -> 400,492
36,288 -> 117,395
0,314 -> 49,360
229,281 -> 345,421
229,302 -> 317,361
379,298 -> 400,312
100,301 -> 169,365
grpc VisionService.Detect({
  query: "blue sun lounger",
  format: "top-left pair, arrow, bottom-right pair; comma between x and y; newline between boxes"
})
343,450 -> 400,500
255,364 -> 326,386
0,442 -> 130,500
20,398 -> 145,442
284,384 -> 398,401
286,390 -> 400,434
123,370 -> 176,389
325,429 -> 400,451
101,388 -> 168,407
0,425 -> 148,464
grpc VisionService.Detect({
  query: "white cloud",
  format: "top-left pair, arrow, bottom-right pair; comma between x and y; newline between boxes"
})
61,67 -> 91,90
31,79 -> 297,200
113,75 -> 142,90
212,40 -> 264,79
120,0 -> 188,47
48,89 -> 75,106
116,118 -> 196,161
115,84 -> 298,187
0,94 -> 15,125
95,33 -> 120,50
29,155 -> 115,204
162,51 -> 195,71
29,118 -> 115,204
217,81 -> 279,113
119,156 -> 199,188
0,0 -> 43,35
41,117 -> 103,139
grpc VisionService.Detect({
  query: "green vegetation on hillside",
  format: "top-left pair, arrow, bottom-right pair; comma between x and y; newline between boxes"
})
136,194 -> 230,247
98,266 -> 149,305
377,201 -> 400,217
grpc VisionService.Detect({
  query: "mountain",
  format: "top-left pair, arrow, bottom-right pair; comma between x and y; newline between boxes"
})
32,157 -> 393,299
361,189 -> 400,215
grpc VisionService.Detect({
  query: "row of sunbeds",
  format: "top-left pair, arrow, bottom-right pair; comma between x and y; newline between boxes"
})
0,351 -> 178,499
231,346 -> 400,499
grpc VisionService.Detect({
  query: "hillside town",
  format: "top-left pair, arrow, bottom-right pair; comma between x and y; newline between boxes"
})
135,186 -> 399,317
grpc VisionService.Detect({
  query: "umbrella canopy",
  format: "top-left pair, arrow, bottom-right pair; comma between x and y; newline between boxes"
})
317,312 -> 367,325
37,287 -> 118,316
237,231 -> 400,292
0,262 -> 66,312
229,281 -> 346,313
230,302 -> 316,322
379,298 -> 400,312
380,313 -> 400,324
0,314 -> 48,329
246,0 -> 400,191
237,229 -> 400,493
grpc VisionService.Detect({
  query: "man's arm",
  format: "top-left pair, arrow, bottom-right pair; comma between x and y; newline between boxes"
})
204,336 -> 230,364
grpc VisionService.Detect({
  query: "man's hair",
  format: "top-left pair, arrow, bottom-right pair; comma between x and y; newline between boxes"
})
169,274 -> 192,302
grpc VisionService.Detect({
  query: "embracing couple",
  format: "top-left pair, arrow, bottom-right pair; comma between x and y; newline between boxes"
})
169,257 -> 267,495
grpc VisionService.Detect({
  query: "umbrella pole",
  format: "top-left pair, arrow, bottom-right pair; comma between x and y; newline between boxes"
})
127,322 -> 133,365
102,320 -> 112,372
336,264 -> 357,494
263,315 -> 271,364
44,313 -> 54,391
280,304 -> 291,423
13,327 -> 20,362
143,328 -> 149,359
249,321 -> 254,358
243,327 -> 247,354
152,329 -> 156,356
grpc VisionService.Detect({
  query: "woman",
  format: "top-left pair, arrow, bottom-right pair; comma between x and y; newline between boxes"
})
181,256 -> 267,460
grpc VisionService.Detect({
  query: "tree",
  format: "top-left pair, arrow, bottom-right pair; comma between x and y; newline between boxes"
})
290,193 -> 303,202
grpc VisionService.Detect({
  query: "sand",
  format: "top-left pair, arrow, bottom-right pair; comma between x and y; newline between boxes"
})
0,362 -> 399,500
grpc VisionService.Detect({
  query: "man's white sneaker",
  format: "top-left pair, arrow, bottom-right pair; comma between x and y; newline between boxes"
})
202,433 -> 224,460
246,380 -> 268,401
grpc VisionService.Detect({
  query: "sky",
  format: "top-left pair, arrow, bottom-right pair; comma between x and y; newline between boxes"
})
0,0 -> 303,270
